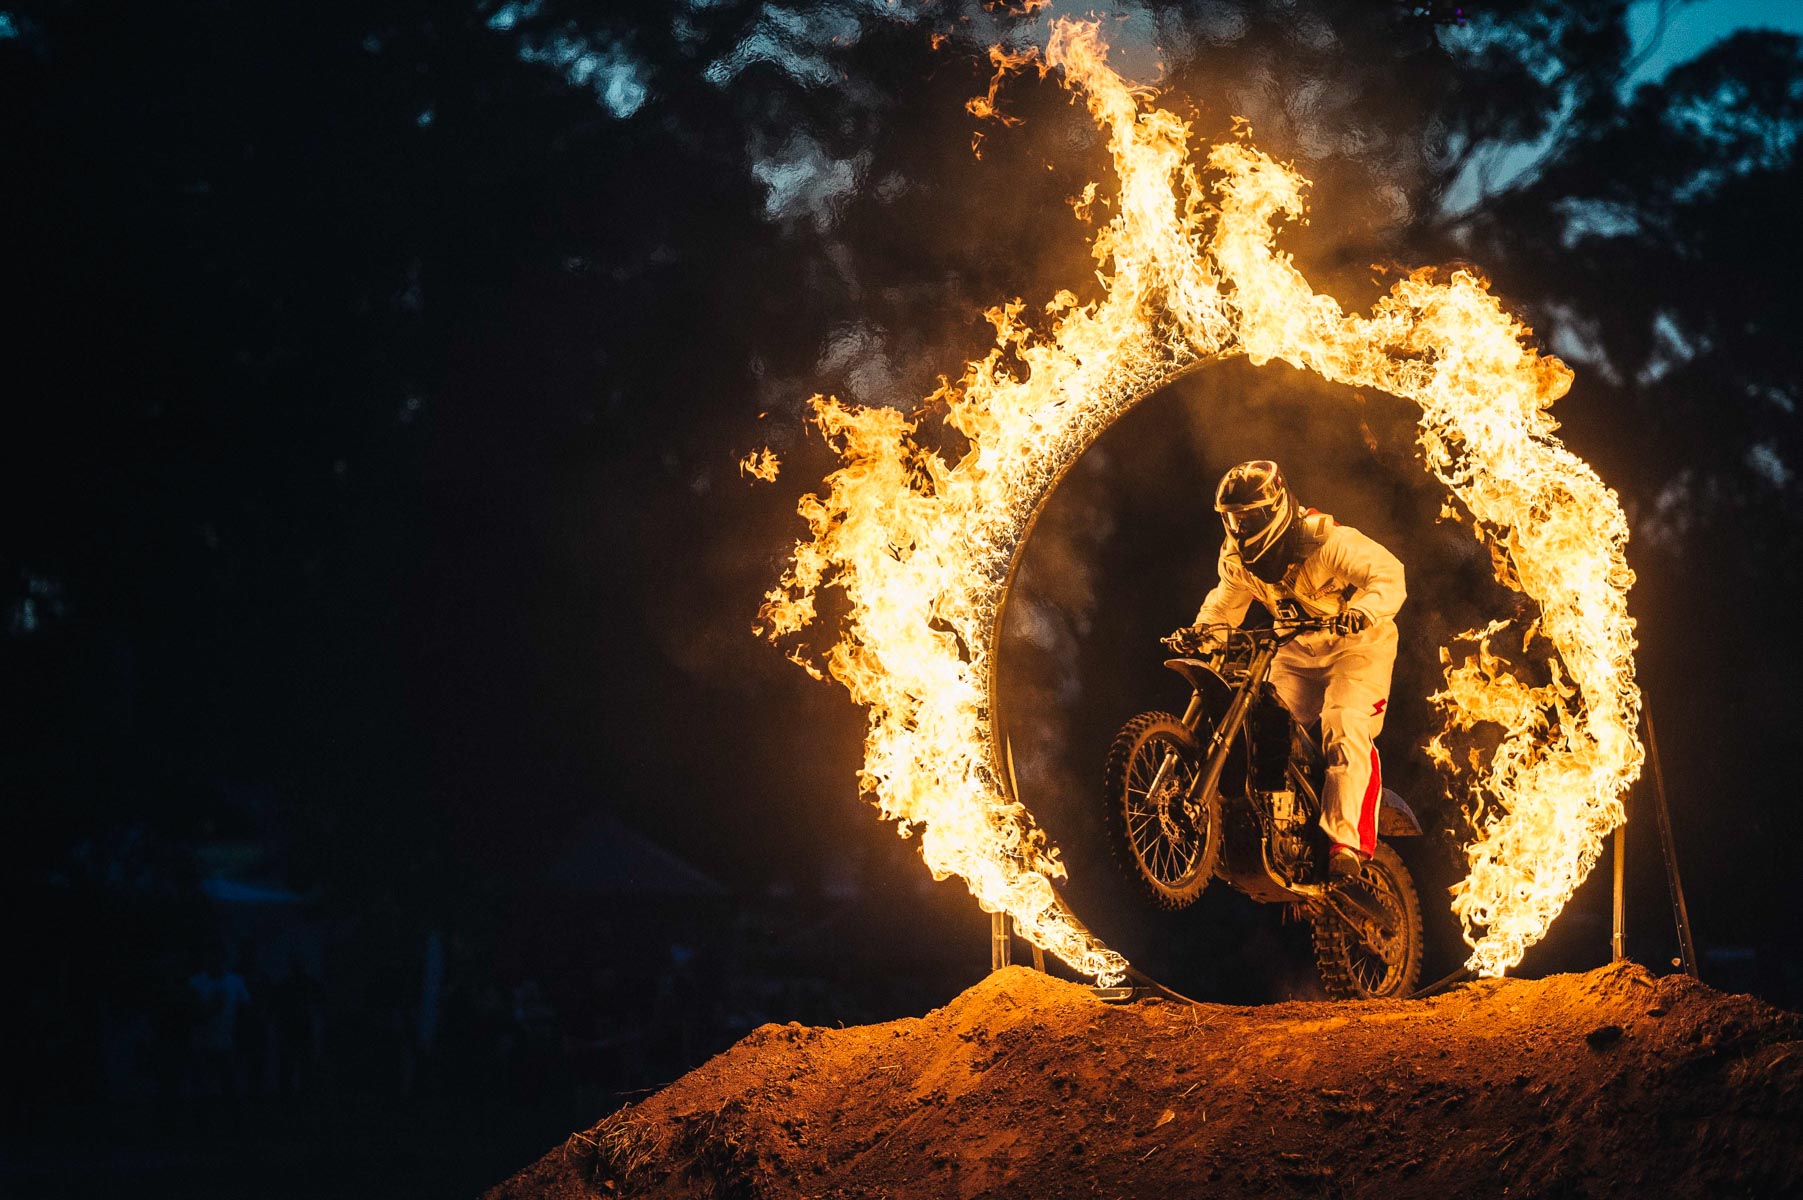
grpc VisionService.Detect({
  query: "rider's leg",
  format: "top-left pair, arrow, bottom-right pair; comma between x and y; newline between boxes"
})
1267,655 -> 1327,804
1267,655 -> 1326,726
1317,624 -> 1399,858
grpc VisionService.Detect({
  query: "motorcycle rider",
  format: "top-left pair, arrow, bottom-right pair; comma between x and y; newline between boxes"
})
1184,460 -> 1406,881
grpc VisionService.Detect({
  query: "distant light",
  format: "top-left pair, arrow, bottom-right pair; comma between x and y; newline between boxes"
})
1748,443 -> 1793,488
486,0 -> 542,33
517,35 -> 650,119
599,57 -> 648,118
0,12 -> 18,40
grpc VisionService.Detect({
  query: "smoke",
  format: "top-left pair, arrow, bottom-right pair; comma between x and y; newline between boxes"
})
953,5 -> 1490,875
597,0 -> 1498,900
992,354 -> 1498,895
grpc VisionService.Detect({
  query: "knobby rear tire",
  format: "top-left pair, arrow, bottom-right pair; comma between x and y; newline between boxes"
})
1311,841 -> 1424,999
1103,711 -> 1221,911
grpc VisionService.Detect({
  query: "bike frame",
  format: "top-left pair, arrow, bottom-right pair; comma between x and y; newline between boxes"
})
1154,622 -> 1337,903
1111,621 -> 1428,992
1188,633 -> 1286,815
1157,623 -> 1321,818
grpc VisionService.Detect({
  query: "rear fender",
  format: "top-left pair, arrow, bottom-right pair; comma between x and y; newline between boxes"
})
1378,788 -> 1424,837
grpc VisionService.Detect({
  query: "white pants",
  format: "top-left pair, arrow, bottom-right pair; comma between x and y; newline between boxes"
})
1267,621 -> 1397,857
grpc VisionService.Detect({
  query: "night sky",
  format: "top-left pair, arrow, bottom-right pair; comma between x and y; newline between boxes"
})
6,1 -> 1802,1195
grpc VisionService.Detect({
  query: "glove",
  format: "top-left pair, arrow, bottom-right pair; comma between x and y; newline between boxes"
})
1332,609 -> 1371,637
1165,625 -> 1227,655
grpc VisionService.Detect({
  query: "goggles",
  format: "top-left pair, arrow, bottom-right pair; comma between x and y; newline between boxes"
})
1219,499 -> 1281,540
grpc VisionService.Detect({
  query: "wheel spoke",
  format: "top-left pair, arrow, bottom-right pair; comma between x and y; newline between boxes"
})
1345,864 -> 1404,991
1111,719 -> 1220,896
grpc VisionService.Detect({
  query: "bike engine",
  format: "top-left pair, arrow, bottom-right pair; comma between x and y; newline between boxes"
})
1261,789 -> 1311,875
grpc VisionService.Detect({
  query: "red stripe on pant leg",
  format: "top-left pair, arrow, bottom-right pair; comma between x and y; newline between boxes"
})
1358,748 -> 1382,857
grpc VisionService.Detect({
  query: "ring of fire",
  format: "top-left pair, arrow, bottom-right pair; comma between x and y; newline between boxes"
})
759,20 -> 1643,985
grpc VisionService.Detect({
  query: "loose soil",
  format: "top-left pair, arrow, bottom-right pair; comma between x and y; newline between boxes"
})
487,962 -> 1803,1198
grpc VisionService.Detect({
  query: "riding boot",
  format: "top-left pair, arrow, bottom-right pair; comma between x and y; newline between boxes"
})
1327,843 -> 1362,880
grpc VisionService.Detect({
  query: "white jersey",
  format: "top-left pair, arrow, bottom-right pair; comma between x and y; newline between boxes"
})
1194,508 -> 1407,855
1194,510 -> 1406,656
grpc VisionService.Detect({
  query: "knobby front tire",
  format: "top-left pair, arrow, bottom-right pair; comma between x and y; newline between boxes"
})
1311,841 -> 1424,1000
1103,711 -> 1221,911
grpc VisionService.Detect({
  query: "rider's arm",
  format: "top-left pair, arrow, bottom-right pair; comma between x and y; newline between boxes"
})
1193,556 -> 1256,628
1322,525 -> 1406,623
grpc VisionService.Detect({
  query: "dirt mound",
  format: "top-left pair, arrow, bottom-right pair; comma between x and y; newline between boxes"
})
487,963 -> 1803,1199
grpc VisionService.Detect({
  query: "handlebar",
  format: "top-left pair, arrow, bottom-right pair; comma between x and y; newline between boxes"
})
1161,619 -> 1340,656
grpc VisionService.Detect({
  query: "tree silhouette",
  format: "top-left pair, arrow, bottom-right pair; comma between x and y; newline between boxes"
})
6,0 -> 1801,1121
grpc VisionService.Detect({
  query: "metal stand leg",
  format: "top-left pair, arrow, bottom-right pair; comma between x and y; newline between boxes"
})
1611,818 -> 1626,963
991,740 -> 1046,975
1645,710 -> 1700,978
994,740 -> 1020,974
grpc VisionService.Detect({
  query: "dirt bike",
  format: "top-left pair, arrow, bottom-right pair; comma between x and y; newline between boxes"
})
1103,619 -> 1425,999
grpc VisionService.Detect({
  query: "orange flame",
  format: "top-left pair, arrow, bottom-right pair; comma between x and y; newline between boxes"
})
739,447 -> 781,482
965,45 -> 1042,127
762,20 -> 1641,982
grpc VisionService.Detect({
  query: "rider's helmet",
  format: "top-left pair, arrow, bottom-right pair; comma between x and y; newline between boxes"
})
1214,460 -> 1300,577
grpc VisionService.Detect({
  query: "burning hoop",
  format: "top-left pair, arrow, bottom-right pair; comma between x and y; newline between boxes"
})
760,20 -> 1642,983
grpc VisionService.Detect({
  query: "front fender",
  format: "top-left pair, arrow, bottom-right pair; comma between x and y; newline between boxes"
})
1162,658 -> 1235,718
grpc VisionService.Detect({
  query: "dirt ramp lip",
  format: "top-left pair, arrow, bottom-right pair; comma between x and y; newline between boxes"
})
487,963 -> 1803,1199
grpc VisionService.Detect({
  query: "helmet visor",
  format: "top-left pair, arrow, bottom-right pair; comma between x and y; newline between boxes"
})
1214,460 -> 1293,564
1220,498 -> 1281,542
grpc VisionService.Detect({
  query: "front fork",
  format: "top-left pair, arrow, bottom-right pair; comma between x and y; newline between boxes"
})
1189,643 -> 1278,811
1138,689 -> 1209,832
1144,644 -> 1280,818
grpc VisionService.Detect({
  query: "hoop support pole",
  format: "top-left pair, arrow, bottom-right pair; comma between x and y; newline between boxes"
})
1644,707 -> 1699,978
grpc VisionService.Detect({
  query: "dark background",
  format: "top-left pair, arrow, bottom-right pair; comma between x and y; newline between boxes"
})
5,0 -> 1800,1195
